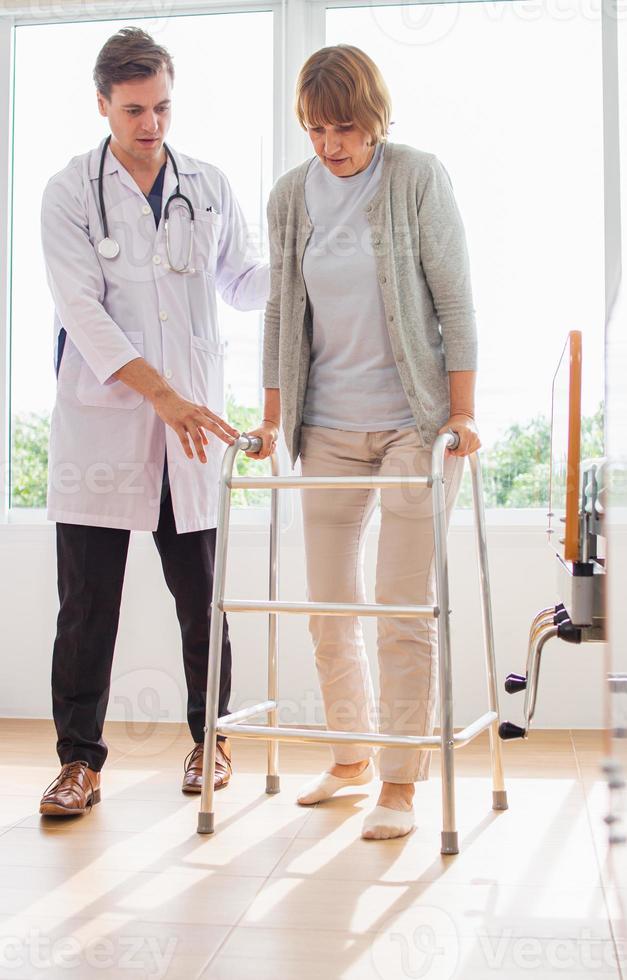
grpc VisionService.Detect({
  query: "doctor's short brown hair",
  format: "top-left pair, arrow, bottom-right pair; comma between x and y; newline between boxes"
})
295,45 -> 391,145
94,27 -> 175,100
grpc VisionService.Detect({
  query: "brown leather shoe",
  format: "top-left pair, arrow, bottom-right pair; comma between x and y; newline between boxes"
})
182,739 -> 232,794
39,761 -> 101,817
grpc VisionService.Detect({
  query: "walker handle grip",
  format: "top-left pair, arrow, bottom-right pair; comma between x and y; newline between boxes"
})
446,428 -> 460,451
240,434 -> 263,453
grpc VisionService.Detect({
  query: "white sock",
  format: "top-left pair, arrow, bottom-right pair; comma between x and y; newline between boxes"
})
296,760 -> 375,806
361,804 -> 415,840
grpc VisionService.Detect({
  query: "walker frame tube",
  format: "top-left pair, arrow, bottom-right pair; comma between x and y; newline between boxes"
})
197,440 -> 240,834
197,433 -> 508,853
432,439 -> 458,852
266,452 -> 280,794
468,453 -> 508,811
222,599 -> 435,617
215,710 -> 497,749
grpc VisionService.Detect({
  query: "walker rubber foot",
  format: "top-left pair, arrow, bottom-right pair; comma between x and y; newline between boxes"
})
441,830 -> 459,855
504,673 -> 527,694
266,775 -> 280,795
197,812 -> 215,834
492,790 -> 509,810
498,721 -> 526,740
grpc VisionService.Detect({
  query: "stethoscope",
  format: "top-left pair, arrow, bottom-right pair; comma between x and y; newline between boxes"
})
97,134 -> 195,273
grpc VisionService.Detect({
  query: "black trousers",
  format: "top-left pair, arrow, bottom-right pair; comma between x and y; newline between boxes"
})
51,480 -> 231,771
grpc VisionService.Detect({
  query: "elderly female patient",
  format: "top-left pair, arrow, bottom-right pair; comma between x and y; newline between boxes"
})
249,44 -> 480,840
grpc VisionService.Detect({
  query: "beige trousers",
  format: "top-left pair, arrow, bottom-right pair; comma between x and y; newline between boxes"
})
300,425 -> 464,784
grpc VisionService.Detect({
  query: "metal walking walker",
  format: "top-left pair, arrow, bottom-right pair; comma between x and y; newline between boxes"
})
197,429 -> 508,854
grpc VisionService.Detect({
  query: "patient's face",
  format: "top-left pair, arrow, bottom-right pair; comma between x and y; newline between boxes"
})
306,121 -> 375,178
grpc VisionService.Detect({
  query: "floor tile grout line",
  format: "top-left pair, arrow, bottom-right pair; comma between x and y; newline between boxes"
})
609,916 -> 627,980
194,854 -> 289,977
0,907 -> 616,945
1,811 -> 621,957
186,921 -> 620,946
189,770 -> 613,971
571,728 -> 606,870
571,728 -> 622,976
0,818 -> 26,839
197,792 -> 319,976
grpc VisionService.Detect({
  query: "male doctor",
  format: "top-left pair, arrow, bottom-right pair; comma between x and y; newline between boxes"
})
39,27 -> 269,816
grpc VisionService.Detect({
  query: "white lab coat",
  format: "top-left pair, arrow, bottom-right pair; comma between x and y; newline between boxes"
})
41,140 -> 269,532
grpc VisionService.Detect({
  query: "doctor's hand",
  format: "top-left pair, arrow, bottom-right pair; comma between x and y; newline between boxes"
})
152,388 -> 240,462
437,414 -> 481,458
245,421 -> 279,460
114,358 -> 239,462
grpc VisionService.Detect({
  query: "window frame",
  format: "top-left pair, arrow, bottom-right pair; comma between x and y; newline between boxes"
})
0,0 -> 620,529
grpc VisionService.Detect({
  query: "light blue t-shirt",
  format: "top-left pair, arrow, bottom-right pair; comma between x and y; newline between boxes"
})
302,143 -> 415,431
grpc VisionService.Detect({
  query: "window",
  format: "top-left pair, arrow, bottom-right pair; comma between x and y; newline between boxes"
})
6,1 -> 610,515
327,1 -> 605,507
10,11 -> 273,509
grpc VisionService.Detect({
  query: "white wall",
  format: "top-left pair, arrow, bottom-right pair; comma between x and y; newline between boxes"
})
0,502 -> 604,735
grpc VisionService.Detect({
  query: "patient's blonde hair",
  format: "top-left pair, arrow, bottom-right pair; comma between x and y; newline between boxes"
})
295,45 -> 391,144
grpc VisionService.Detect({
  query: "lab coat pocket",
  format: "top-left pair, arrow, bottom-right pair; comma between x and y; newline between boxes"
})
193,210 -> 222,276
190,336 -> 225,414
76,332 -> 145,410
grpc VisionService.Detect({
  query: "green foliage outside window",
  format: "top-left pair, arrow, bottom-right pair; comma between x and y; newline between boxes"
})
455,402 -> 604,508
11,400 -> 604,511
9,394 -> 271,510
11,411 -> 50,508
225,394 -> 272,507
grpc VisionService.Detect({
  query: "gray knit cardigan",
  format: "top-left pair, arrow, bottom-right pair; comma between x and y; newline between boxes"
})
262,142 -> 478,464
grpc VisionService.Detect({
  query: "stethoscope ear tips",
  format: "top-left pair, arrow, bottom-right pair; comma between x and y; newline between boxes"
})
98,237 -> 120,260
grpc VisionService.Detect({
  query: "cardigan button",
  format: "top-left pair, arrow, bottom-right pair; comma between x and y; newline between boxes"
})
388,314 -> 394,322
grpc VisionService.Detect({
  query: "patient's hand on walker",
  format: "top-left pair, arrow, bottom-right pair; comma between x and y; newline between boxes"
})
438,414 -> 481,457
245,421 -> 279,460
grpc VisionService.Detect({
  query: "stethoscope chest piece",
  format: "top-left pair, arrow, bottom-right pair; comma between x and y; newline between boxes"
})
98,237 -> 120,260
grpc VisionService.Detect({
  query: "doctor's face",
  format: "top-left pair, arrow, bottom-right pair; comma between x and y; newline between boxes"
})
97,69 -> 172,165
306,121 -> 375,177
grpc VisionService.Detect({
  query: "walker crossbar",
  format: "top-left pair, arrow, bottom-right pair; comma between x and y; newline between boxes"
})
220,599 -> 437,618
229,476 -> 431,490
198,432 -> 508,855
220,701 -> 277,725
215,711 -> 498,750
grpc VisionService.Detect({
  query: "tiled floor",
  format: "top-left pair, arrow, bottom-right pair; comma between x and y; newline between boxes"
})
0,720 -> 622,980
